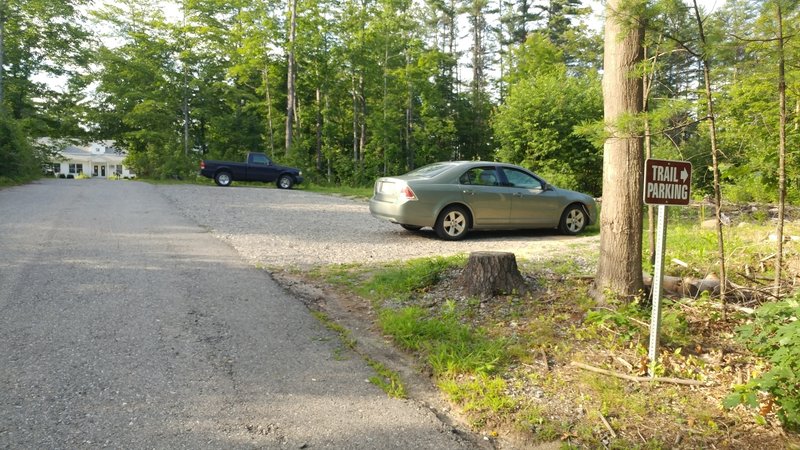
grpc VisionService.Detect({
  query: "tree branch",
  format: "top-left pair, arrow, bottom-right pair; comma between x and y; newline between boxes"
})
571,361 -> 714,386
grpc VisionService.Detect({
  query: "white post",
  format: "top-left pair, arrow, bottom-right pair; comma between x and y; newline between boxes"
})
648,204 -> 668,376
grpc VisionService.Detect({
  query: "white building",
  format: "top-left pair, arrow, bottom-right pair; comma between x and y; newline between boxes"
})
45,141 -> 136,179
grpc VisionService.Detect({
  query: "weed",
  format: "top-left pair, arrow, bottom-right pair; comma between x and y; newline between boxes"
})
309,263 -> 370,290
365,358 -> 407,398
658,308 -> 691,348
583,301 -> 648,345
312,311 -> 407,398
312,311 -> 356,349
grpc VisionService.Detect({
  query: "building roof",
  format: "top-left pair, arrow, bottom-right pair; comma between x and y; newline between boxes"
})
41,139 -> 127,164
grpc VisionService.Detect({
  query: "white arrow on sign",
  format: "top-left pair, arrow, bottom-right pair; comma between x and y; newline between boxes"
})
680,168 -> 689,183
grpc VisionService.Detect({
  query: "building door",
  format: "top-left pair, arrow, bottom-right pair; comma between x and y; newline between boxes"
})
101,166 -> 106,177
93,165 -> 99,176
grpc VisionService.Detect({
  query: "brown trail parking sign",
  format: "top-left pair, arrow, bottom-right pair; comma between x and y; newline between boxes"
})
644,159 -> 692,205
643,158 -> 692,377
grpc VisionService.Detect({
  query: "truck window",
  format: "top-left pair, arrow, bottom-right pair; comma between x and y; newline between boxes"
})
250,154 -> 270,165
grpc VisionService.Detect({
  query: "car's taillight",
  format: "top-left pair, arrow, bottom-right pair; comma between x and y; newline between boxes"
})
200,161 -> 205,169
399,184 -> 417,201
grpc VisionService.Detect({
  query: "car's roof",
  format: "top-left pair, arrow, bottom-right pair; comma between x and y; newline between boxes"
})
421,161 -> 525,169
396,161 -> 537,182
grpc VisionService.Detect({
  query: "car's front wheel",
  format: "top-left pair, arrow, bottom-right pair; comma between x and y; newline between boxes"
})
277,174 -> 294,189
559,204 -> 587,235
214,171 -> 232,187
435,205 -> 469,240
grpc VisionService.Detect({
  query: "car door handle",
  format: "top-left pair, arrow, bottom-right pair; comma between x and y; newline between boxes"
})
513,192 -> 524,198
463,190 -> 475,195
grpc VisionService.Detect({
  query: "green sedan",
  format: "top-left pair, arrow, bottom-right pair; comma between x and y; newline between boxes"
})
369,161 -> 598,240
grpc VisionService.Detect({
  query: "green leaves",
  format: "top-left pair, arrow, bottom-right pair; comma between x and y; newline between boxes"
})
493,36 -> 602,195
726,297 -> 800,431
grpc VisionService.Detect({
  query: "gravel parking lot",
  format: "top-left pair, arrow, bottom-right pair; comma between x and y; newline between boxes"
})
158,184 -> 600,269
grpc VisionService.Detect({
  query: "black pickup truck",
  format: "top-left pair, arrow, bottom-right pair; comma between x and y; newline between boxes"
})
199,152 -> 304,188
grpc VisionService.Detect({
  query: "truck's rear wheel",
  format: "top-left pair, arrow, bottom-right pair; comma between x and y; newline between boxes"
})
214,171 -> 232,187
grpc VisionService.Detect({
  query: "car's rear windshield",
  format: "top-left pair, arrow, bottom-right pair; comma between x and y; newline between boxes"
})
405,162 -> 454,178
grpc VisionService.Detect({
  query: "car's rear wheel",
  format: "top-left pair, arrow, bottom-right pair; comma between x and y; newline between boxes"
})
559,204 -> 587,235
215,171 -> 232,187
435,205 -> 469,240
400,224 -> 423,232
277,174 -> 294,189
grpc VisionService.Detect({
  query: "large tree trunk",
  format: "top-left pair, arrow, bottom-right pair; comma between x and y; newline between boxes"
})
285,0 -> 298,155
459,251 -> 528,298
593,0 -> 645,300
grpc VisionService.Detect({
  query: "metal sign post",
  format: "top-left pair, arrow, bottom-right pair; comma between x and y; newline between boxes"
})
648,204 -> 668,376
643,159 -> 692,377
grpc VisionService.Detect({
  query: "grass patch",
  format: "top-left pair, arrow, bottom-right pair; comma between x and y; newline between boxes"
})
440,374 -> 518,427
361,256 -> 465,303
302,182 -> 374,199
365,358 -> 407,399
379,306 -> 505,376
311,256 -> 465,304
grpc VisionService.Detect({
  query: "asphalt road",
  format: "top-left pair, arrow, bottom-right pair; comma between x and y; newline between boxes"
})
0,179 -> 477,449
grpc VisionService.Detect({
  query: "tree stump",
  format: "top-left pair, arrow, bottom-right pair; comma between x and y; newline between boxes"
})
459,251 -> 528,298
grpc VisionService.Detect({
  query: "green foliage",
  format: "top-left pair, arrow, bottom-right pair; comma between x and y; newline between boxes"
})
379,306 -> 505,376
584,301 -> 647,343
493,34 -> 603,196
725,297 -> 800,431
0,0 -> 91,135
439,374 -> 517,417
357,256 -> 465,302
0,114 -> 39,181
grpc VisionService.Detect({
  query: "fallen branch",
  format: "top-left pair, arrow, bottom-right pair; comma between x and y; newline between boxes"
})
672,258 -> 689,268
642,271 -> 775,303
571,361 -> 713,386
615,356 -> 634,372
599,412 -> 617,438
706,301 -> 755,315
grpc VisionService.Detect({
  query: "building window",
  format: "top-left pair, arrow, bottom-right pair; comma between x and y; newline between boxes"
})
69,163 -> 83,174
